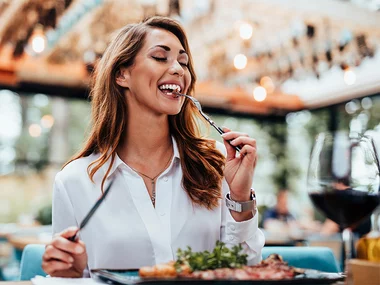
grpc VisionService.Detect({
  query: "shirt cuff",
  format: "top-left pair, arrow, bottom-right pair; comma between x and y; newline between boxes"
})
225,207 -> 258,244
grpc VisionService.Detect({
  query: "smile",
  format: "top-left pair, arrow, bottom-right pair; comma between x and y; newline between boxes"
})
158,84 -> 181,95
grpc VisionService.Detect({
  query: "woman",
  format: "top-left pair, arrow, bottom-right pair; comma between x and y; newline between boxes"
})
42,16 -> 264,278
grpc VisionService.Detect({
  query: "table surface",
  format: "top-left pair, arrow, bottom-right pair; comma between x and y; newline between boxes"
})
7,236 -> 49,250
0,281 -> 346,285
0,281 -> 33,285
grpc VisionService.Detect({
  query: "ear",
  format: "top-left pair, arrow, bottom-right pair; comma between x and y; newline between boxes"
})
115,67 -> 130,88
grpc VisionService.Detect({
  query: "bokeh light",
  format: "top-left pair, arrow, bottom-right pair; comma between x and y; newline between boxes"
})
29,124 -> 42,137
41,115 -> 55,129
234,54 -> 247,70
31,34 -> 46,53
239,22 -> 253,40
344,69 -> 356,85
253,86 -> 267,101
260,76 -> 275,94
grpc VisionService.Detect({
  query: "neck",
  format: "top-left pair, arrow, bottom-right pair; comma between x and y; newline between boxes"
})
117,105 -> 173,164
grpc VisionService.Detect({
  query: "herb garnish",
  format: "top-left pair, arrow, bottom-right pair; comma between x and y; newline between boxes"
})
174,241 -> 248,272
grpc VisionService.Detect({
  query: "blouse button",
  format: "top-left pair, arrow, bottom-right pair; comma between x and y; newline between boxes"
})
229,225 -> 236,231
228,235 -> 234,241
163,176 -> 168,182
160,212 -> 166,216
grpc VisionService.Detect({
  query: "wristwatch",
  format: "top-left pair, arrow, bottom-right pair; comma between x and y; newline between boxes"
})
225,189 -> 256,213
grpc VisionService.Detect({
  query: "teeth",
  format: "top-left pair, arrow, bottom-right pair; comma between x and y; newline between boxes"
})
159,84 -> 181,92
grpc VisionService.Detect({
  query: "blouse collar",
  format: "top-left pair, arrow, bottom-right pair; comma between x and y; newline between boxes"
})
100,136 -> 180,179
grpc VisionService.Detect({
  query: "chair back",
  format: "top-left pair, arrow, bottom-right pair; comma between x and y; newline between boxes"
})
262,246 -> 340,272
19,244 -> 46,280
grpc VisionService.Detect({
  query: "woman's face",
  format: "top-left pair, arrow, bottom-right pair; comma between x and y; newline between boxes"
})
119,28 -> 192,116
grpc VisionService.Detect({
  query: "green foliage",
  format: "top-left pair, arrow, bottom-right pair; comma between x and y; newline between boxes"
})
174,240 -> 248,272
263,122 -> 291,190
35,204 -> 52,225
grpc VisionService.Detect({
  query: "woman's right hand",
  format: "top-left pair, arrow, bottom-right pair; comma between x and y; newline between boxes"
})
42,227 -> 88,278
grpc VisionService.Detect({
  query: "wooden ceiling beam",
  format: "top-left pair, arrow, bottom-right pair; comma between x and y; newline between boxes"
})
0,0 -> 28,43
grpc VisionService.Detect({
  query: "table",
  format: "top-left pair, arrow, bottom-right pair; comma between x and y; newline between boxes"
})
6,229 -> 51,263
7,236 -> 48,251
0,281 -> 346,285
1,281 -> 33,285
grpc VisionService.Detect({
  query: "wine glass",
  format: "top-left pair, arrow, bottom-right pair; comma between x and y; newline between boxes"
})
307,131 -> 380,270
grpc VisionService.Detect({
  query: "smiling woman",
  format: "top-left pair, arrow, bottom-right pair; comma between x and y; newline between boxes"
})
41,16 -> 264,278
115,28 -> 191,117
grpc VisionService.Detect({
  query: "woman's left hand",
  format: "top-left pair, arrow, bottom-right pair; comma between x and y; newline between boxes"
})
221,127 -> 257,202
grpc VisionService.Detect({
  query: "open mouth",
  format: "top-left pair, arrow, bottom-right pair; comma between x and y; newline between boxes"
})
158,84 -> 181,97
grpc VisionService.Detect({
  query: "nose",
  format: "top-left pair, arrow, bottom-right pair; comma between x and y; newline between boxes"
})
169,61 -> 184,77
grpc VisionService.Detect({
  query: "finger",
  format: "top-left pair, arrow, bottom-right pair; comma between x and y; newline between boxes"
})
42,260 -> 72,274
221,130 -> 249,141
239,145 -> 257,161
76,240 -> 87,256
51,236 -> 85,255
43,245 -> 74,264
221,127 -> 237,161
56,226 -> 79,239
229,137 -> 256,148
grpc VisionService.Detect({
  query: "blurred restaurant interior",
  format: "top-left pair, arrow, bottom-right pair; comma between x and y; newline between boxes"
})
0,0 -> 380,282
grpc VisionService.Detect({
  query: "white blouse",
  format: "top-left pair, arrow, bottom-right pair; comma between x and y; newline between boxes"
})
52,138 -> 265,275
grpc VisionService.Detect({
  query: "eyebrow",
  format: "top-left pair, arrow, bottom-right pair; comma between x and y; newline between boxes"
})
151,45 -> 188,55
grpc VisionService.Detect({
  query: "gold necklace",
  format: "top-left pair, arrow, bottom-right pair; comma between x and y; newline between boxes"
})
128,150 -> 173,207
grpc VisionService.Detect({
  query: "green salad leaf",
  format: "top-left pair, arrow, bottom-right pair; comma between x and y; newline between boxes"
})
174,240 -> 248,272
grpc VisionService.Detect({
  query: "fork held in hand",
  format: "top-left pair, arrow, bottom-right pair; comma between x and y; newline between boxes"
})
68,180 -> 114,242
174,92 -> 241,153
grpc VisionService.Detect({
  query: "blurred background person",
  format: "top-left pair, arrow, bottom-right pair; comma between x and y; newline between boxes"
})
261,189 -> 296,234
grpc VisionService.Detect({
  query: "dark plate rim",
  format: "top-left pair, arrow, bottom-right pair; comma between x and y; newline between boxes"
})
91,268 -> 345,285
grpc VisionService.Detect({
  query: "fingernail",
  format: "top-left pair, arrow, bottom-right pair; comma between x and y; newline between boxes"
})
68,226 -> 78,232
75,246 -> 83,254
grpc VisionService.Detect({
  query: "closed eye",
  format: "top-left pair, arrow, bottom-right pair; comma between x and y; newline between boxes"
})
152,56 -> 188,68
152,56 -> 167,62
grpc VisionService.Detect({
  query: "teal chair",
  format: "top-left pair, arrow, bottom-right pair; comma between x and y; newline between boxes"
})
19,244 -> 340,280
19,244 -> 46,280
262,246 -> 340,272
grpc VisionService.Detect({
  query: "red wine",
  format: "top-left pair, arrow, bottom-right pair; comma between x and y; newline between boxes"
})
309,189 -> 380,229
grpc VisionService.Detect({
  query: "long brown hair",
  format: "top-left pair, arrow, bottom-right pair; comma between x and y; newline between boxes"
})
65,16 -> 225,209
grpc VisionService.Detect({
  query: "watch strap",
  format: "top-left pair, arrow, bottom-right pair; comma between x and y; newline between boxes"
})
225,190 -> 256,213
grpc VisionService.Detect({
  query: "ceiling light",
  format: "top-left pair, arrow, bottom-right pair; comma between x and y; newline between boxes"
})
344,68 -> 356,85
253,86 -> 267,102
239,22 -> 253,40
29,25 -> 47,54
234,54 -> 247,70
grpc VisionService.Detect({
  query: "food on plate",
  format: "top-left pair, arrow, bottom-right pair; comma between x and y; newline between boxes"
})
139,261 -> 178,278
181,254 -> 302,280
138,241 -> 303,280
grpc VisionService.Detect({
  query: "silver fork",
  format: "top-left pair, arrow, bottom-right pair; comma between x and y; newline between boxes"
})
174,91 -> 241,153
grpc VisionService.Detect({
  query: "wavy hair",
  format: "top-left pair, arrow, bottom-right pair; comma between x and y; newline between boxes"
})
65,16 -> 225,209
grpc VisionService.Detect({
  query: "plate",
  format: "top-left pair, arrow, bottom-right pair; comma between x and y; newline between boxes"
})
91,269 -> 345,285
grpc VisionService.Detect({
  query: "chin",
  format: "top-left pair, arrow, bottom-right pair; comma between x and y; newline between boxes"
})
167,109 -> 181,116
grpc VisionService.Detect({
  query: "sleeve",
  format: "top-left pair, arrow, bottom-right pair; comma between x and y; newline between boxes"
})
52,172 -> 90,277
220,179 -> 265,265
52,172 -> 78,235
